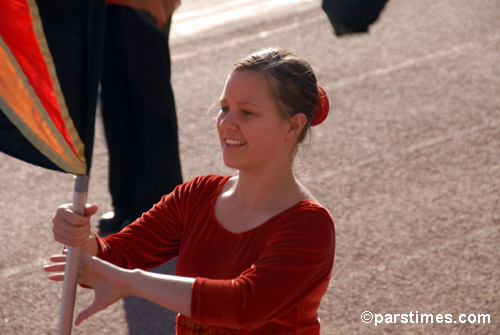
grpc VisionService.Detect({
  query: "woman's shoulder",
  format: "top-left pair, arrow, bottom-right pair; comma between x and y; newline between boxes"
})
290,199 -> 333,220
167,175 -> 231,204
266,200 -> 335,258
157,175 -> 232,216
269,199 -> 334,235
283,200 -> 334,240
178,174 -> 231,192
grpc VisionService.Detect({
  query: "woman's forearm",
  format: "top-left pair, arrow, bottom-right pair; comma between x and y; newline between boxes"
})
123,269 -> 194,317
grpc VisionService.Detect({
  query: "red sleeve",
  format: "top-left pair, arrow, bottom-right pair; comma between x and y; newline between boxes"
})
95,178 -> 189,270
190,208 -> 335,329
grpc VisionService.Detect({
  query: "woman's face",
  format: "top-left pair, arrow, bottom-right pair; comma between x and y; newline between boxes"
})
217,70 -> 295,172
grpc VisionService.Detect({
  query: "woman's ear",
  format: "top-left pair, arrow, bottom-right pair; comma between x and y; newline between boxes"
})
286,113 -> 307,140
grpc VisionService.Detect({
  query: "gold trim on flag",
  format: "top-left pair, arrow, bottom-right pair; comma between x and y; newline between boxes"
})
27,0 -> 87,169
0,37 -> 86,175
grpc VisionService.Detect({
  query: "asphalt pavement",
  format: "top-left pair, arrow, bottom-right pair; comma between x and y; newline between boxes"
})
0,0 -> 499,334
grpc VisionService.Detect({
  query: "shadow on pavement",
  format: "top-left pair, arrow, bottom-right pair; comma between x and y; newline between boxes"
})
123,259 -> 178,335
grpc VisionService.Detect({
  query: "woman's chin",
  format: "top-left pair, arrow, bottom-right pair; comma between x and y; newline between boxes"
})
223,159 -> 240,170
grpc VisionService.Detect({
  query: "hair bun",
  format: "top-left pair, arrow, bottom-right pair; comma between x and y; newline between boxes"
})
311,86 -> 329,126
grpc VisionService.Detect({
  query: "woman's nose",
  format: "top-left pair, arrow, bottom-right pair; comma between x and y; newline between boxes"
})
218,109 -> 237,129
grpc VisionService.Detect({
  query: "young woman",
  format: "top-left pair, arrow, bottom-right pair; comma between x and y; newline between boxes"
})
45,47 -> 335,335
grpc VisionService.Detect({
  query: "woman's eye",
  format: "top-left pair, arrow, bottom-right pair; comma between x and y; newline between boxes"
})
219,107 -> 229,113
242,110 -> 253,116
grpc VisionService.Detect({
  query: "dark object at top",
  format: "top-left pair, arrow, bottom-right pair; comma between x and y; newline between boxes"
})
322,0 -> 388,36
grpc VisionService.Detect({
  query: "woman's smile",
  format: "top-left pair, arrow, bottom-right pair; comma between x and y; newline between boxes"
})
224,138 -> 246,147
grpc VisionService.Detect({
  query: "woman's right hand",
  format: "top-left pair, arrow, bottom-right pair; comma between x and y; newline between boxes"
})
52,203 -> 99,247
44,253 -> 126,325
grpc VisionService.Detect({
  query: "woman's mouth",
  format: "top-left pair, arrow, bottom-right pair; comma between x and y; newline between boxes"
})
225,139 -> 246,146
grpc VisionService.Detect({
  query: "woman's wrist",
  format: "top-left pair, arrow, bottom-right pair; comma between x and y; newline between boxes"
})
83,232 -> 99,256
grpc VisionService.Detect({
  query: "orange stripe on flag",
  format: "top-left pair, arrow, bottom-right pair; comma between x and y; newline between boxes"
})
0,0 -> 79,158
0,45 -> 69,161
0,40 -> 86,175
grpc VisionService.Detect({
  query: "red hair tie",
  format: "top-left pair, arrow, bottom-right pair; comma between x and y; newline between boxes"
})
311,86 -> 329,126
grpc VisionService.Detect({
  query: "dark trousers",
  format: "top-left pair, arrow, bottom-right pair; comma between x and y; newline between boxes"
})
100,5 -> 182,219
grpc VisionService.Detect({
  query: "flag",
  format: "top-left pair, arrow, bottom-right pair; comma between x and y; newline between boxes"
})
0,1 -> 106,333
0,0 -> 105,175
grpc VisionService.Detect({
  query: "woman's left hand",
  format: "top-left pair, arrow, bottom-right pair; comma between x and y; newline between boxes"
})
44,253 -> 127,325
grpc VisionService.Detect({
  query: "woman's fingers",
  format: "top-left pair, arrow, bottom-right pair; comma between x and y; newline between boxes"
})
47,273 -> 65,282
45,252 -> 122,326
49,254 -> 67,262
52,204 -> 93,246
43,255 -> 68,281
75,300 -> 106,326
43,262 -> 66,272
74,254 -> 118,326
84,203 -> 99,217
52,223 -> 88,246
55,205 -> 89,228
55,203 -> 98,224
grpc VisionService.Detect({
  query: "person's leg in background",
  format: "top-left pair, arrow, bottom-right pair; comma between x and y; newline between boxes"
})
123,12 -> 182,222
99,4 -> 137,230
98,5 -> 182,231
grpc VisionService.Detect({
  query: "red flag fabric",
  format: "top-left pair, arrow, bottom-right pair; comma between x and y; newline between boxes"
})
0,0 -> 105,175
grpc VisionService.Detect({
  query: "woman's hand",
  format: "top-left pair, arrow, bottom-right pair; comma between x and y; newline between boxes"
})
52,203 -> 98,249
44,253 -> 128,326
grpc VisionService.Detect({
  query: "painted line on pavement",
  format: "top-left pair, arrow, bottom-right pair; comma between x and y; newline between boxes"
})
303,122 -> 497,185
171,0 -> 316,38
171,7 -> 322,61
327,34 -> 500,89
0,257 -> 46,279
330,224 -> 499,287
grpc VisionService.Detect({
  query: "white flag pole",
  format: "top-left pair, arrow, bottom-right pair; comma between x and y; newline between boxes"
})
58,175 -> 89,335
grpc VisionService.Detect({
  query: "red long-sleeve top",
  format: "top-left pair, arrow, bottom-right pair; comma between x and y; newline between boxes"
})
96,175 -> 335,334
